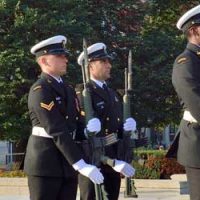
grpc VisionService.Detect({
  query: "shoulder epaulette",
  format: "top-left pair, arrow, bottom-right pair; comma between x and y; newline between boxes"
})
75,83 -> 84,93
177,57 -> 188,64
76,91 -> 81,95
33,85 -> 42,91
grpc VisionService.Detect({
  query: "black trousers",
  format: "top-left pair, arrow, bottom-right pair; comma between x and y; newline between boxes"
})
185,167 -> 200,200
78,166 -> 121,200
28,175 -> 78,200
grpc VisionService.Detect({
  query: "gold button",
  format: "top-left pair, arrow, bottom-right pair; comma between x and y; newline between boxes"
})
106,117 -> 109,121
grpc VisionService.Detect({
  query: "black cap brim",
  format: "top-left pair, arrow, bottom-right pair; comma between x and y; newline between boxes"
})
89,54 -> 114,62
36,49 -> 70,58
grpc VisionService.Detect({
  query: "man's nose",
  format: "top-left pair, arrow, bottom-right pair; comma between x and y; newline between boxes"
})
107,62 -> 112,68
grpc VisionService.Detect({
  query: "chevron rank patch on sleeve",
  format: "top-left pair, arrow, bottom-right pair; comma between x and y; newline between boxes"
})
40,101 -> 55,111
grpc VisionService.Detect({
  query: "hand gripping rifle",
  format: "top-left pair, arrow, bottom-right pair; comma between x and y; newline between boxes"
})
81,38 -> 115,200
123,50 -> 138,198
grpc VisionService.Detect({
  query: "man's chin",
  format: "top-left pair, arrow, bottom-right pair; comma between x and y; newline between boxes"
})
106,75 -> 111,79
60,70 -> 67,75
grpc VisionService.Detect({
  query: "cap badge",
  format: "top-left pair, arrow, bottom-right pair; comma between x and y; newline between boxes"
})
62,40 -> 65,48
103,47 -> 107,54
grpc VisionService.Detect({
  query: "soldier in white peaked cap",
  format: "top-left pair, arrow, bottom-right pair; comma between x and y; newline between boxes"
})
167,5 -> 200,200
76,42 -> 136,200
24,36 -> 104,200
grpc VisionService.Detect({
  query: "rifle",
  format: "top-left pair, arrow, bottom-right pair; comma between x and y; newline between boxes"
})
81,38 -> 113,200
123,50 -> 138,198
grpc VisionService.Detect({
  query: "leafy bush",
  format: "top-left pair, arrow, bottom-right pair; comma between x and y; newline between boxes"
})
135,149 -> 166,159
134,161 -> 160,179
133,150 -> 185,179
0,169 -> 26,177
145,156 -> 185,179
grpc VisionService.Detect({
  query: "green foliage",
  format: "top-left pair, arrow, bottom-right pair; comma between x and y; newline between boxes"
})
0,170 -> 26,177
0,0 -> 94,142
134,161 -> 160,179
133,149 -> 185,179
135,149 -> 166,159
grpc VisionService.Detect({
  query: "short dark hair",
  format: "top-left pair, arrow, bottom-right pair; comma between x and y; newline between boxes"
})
185,25 -> 200,39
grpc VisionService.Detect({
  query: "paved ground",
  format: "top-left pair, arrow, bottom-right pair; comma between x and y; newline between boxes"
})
0,189 -> 190,200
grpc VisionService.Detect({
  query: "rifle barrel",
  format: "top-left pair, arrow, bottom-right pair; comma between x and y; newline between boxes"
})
128,50 -> 132,73
128,50 -> 133,91
83,38 -> 90,82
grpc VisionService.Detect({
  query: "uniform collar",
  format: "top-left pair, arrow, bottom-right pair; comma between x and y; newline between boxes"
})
41,72 -> 63,83
49,74 -> 63,83
41,72 -> 66,97
90,77 -> 106,89
187,42 -> 200,56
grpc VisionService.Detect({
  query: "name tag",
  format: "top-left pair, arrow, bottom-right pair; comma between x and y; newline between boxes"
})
96,101 -> 105,109
96,101 -> 104,106
56,97 -> 62,104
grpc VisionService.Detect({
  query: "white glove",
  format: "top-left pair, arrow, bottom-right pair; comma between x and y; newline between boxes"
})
86,118 -> 101,133
123,117 -> 136,132
72,159 -> 104,184
113,159 -> 135,177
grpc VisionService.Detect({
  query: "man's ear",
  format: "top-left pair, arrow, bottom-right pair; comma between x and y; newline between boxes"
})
190,26 -> 199,36
39,56 -> 48,66
89,62 -> 93,70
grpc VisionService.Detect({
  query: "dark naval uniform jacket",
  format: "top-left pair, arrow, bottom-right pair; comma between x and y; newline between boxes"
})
170,43 -> 200,168
24,72 -> 85,177
76,80 -> 123,161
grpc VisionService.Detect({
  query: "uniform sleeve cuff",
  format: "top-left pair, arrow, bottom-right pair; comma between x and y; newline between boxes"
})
72,159 -> 86,171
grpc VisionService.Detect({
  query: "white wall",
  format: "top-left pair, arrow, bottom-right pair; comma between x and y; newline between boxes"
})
0,141 -> 9,166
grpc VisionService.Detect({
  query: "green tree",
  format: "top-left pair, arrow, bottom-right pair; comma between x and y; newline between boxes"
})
133,0 -> 199,128
0,0 -> 94,145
